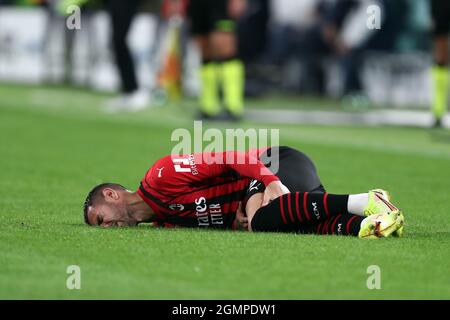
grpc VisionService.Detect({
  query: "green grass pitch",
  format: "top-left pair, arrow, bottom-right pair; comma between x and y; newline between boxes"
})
1,84 -> 449,299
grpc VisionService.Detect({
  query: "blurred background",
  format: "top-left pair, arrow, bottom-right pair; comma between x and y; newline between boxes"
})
0,0 -> 447,127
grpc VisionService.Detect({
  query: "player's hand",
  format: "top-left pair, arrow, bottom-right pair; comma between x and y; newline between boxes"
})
235,202 -> 248,230
262,181 -> 290,207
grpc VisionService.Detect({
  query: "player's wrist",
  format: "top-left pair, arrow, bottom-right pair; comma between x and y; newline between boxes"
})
261,175 -> 280,186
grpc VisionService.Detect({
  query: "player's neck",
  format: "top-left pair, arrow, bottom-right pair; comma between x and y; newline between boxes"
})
124,191 -> 156,223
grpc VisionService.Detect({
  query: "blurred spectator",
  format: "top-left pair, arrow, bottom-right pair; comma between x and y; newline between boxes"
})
104,0 -> 150,112
153,0 -> 188,104
44,0 -> 96,85
237,0 -> 270,63
261,0 -> 409,98
430,0 -> 450,128
187,0 -> 247,121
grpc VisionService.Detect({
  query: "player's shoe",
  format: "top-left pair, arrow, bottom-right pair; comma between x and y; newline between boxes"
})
358,210 -> 404,239
364,189 -> 405,237
392,212 -> 405,237
364,189 -> 399,216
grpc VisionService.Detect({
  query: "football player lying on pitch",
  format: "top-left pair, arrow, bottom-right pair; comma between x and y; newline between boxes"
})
83,146 -> 405,239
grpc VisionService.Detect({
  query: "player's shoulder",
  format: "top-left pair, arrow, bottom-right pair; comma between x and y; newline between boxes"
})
144,153 -> 193,184
144,155 -> 173,182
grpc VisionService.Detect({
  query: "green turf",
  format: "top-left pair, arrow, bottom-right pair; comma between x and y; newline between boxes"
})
1,84 -> 449,299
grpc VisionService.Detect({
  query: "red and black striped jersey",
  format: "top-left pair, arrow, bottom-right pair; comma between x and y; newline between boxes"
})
137,149 -> 279,229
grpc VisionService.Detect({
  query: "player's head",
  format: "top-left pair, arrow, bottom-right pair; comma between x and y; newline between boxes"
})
83,183 -> 137,227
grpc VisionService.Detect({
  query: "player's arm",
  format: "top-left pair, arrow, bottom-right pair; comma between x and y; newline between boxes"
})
160,151 -> 277,185
235,193 -> 263,231
211,150 -> 278,184
202,151 -> 290,204
152,151 -> 289,203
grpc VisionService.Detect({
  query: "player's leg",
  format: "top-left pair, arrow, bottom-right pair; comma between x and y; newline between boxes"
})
245,146 -> 403,236
259,146 -> 324,193
245,192 -> 401,237
430,0 -> 450,127
251,191 -> 355,231
297,212 -> 404,239
246,145 -> 341,229
188,0 -> 221,117
259,147 -> 402,219
250,191 -> 403,238
297,214 -> 365,237
209,0 -> 245,118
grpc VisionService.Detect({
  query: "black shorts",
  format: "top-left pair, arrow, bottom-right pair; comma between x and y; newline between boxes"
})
243,146 -> 325,206
431,0 -> 450,36
187,0 -> 234,35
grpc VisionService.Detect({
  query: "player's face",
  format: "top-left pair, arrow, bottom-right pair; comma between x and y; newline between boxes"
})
87,203 -> 137,228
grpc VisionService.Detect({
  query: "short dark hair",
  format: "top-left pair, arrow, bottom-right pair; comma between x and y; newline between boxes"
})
83,183 -> 126,225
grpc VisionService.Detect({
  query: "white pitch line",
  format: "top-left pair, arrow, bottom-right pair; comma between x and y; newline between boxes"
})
246,109 -> 449,129
280,129 -> 450,160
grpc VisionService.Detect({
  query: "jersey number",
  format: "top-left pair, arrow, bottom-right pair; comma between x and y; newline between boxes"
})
172,158 -> 191,173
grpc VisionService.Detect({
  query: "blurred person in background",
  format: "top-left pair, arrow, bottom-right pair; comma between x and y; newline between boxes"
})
105,0 -> 186,112
236,0 -> 269,64
265,0 -> 320,92
430,0 -> 450,128
187,0 -> 247,121
104,0 -> 149,112
48,0 -> 96,85
235,0 -> 270,97
304,0 -> 407,98
153,0 -> 188,104
266,0 -> 407,99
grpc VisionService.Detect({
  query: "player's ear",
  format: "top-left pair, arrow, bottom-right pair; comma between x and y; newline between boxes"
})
102,188 -> 120,201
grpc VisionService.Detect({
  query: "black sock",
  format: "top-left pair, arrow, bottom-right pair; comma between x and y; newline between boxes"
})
307,214 -> 364,236
251,192 -> 350,232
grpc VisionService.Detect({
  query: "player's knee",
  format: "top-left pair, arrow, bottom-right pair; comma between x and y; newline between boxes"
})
249,212 -> 260,232
245,193 -> 264,232
250,207 -> 270,232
